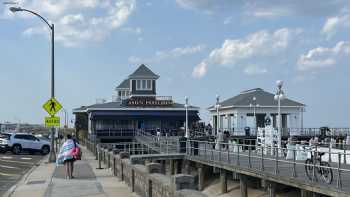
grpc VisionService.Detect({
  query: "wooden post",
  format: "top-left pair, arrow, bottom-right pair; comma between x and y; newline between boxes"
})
198,164 -> 205,191
131,169 -> 135,192
170,160 -> 175,175
267,182 -> 276,197
220,169 -> 227,193
240,174 -> 247,197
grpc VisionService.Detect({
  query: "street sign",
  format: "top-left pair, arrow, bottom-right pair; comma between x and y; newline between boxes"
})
45,116 -> 60,127
43,98 -> 62,116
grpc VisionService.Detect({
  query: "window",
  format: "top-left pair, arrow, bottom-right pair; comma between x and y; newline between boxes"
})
136,79 -> 152,90
142,80 -> 146,89
14,134 -> 25,139
25,135 -> 38,141
136,80 -> 141,89
147,80 -> 151,89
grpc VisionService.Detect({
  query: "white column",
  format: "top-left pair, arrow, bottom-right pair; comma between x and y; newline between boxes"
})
88,113 -> 92,135
233,113 -> 238,130
227,115 -> 232,130
220,115 -> 224,129
241,114 -> 247,128
300,107 -> 304,130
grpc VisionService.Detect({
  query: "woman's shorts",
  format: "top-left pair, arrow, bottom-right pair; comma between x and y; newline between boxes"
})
64,158 -> 75,163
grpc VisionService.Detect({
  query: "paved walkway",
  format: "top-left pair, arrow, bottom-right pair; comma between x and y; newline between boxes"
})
5,147 -> 138,197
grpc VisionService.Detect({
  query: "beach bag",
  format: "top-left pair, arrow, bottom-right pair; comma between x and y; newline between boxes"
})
72,141 -> 82,160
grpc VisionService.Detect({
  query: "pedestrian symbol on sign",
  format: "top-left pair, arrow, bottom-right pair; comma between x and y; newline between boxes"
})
50,100 -> 56,112
43,98 -> 62,116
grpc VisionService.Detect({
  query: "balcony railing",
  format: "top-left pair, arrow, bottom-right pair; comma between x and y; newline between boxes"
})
200,127 -> 350,137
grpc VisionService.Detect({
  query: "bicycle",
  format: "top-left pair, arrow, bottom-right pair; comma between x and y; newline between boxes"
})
304,147 -> 333,184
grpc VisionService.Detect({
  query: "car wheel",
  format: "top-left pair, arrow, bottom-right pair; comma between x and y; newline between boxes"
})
41,146 -> 50,155
12,145 -> 22,155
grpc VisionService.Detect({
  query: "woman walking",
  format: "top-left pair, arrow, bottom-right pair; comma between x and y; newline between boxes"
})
57,134 -> 77,179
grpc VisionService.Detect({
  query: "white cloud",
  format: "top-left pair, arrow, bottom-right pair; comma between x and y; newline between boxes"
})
322,14 -> 350,39
176,0 -> 350,19
3,0 -> 136,47
192,61 -> 208,78
193,28 -> 302,78
122,27 -> 142,34
243,65 -> 268,76
129,45 -> 205,63
244,1 -> 350,19
60,14 -> 84,25
176,0 -> 235,14
297,41 -> 350,72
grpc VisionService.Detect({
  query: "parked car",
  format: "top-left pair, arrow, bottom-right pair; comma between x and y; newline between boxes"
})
7,133 -> 51,155
0,133 -> 11,153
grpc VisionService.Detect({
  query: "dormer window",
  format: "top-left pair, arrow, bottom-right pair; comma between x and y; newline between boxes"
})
136,79 -> 152,90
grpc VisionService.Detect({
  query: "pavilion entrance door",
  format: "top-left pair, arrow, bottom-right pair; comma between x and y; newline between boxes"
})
138,120 -> 145,129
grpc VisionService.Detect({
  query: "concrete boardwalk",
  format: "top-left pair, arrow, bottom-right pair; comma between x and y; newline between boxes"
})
5,147 -> 138,197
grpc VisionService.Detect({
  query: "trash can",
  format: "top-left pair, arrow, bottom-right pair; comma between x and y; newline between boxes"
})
179,137 -> 187,153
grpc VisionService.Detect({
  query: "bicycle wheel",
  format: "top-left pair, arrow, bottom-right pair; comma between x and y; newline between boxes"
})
305,159 -> 314,180
318,162 -> 333,184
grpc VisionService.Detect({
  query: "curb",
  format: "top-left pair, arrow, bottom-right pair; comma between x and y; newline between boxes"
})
2,155 -> 50,197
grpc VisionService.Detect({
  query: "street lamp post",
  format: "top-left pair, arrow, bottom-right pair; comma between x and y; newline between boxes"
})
10,7 -> 56,162
185,96 -> 189,138
215,95 -> 220,136
249,97 -> 259,134
274,80 -> 285,152
62,108 -> 68,128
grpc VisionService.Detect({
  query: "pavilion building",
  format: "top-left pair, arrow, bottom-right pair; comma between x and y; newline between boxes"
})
208,88 -> 305,136
73,64 -> 200,143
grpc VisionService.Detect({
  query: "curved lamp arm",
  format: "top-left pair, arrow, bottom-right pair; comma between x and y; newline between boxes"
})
10,7 -> 53,29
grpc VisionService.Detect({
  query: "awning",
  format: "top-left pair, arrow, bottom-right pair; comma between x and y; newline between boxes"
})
90,110 -> 200,121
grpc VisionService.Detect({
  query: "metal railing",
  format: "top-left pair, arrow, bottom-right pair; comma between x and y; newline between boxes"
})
135,130 -> 182,154
85,130 -> 350,194
185,139 -> 350,191
95,129 -> 136,137
195,127 -> 350,138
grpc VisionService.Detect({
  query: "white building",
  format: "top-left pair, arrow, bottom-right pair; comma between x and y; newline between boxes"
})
208,88 -> 305,136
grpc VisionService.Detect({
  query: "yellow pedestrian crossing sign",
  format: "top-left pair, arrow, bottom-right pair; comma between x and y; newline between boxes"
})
43,98 -> 62,116
45,116 -> 60,127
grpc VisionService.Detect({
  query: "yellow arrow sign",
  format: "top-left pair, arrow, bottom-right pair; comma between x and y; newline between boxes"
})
45,116 -> 60,127
43,98 -> 62,116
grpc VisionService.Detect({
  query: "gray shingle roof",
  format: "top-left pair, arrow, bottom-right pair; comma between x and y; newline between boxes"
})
115,79 -> 129,90
210,88 -> 305,109
73,101 -> 199,112
128,64 -> 159,79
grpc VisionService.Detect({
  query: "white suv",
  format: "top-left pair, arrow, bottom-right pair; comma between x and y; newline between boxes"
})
8,133 -> 51,155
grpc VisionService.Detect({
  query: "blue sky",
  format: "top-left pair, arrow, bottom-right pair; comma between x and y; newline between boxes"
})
0,0 -> 349,127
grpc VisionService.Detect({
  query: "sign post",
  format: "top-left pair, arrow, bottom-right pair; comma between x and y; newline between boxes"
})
43,97 -> 62,162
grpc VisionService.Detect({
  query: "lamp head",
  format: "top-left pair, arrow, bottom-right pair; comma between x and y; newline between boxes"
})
274,94 -> 279,101
276,80 -> 283,89
9,7 -> 23,13
253,96 -> 256,101
279,94 -> 285,100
